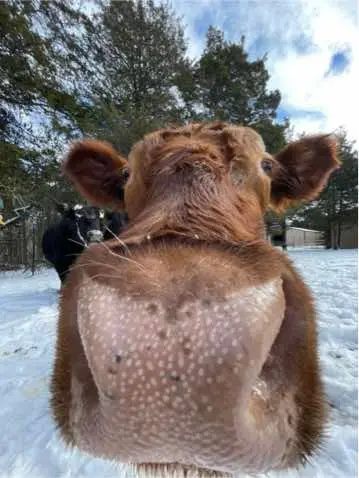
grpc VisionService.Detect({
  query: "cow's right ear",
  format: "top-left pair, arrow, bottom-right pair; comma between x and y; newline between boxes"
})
63,140 -> 129,209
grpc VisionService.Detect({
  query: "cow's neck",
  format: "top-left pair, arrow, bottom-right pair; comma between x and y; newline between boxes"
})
122,193 -> 265,247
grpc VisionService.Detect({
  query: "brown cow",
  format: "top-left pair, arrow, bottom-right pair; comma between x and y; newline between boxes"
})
51,122 -> 339,476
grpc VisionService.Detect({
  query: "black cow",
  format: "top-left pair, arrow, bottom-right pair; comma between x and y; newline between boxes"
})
42,204 -> 104,284
102,211 -> 128,240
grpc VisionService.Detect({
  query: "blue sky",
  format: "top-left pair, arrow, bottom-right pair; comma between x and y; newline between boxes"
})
327,50 -> 352,75
172,0 -> 358,140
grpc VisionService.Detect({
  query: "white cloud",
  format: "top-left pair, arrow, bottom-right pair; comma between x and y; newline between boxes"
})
266,0 -> 359,141
173,0 -> 358,142
173,0 -> 212,60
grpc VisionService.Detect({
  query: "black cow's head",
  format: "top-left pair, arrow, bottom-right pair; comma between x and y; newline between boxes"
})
55,203 -> 104,245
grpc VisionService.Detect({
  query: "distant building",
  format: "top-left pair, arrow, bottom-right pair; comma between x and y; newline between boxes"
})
286,227 -> 324,248
340,224 -> 358,249
266,214 -> 357,249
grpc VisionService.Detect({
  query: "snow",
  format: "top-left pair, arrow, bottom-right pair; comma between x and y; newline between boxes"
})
0,249 -> 357,478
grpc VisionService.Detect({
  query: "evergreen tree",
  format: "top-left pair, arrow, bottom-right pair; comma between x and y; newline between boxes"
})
0,0 -> 89,209
78,0 -> 189,154
289,130 -> 358,248
177,26 -> 288,153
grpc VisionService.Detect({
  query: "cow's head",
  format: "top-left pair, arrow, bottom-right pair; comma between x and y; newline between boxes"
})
55,202 -> 104,245
62,125 -> 338,244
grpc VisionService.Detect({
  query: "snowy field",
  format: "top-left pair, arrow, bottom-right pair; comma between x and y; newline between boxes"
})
0,249 -> 357,478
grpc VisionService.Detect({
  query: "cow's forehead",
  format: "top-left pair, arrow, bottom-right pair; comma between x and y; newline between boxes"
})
79,206 -> 99,214
71,206 -> 101,220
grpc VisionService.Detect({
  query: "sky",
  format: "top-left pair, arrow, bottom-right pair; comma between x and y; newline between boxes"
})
172,0 -> 358,141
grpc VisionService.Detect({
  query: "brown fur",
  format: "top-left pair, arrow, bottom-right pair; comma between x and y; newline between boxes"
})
51,121 -> 339,475
64,139 -> 129,209
270,134 -> 339,211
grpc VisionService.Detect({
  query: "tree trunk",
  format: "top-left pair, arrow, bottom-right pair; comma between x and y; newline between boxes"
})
31,222 -> 36,276
337,222 -> 342,249
21,217 -> 27,266
327,222 -> 333,249
325,226 -> 331,248
337,193 -> 343,249
333,223 -> 338,250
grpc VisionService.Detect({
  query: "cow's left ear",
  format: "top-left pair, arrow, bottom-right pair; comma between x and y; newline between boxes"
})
63,140 -> 129,209
53,201 -> 69,215
270,134 -> 340,211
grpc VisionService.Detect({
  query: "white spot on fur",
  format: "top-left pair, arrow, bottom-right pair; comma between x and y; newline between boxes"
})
75,275 -> 286,470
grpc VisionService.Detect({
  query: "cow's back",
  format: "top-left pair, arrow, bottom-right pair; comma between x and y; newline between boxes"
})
42,221 -> 83,282
42,225 -> 58,264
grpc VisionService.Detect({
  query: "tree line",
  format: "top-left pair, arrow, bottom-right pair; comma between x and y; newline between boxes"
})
1,0 -> 357,249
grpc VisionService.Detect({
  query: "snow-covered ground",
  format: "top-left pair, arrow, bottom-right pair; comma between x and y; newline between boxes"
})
0,249 -> 357,478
